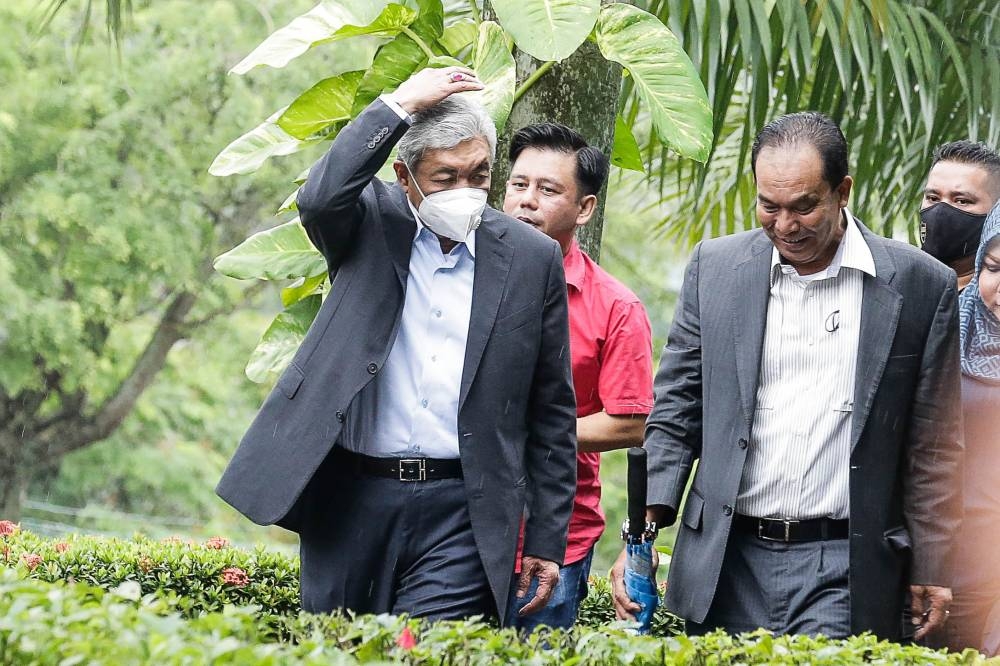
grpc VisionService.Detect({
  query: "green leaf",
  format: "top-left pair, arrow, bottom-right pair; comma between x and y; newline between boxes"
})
281,273 -> 327,307
326,3 -> 418,41
427,55 -> 466,68
277,187 -> 300,214
611,115 -> 644,172
439,19 -> 478,56
596,4 -> 712,162
490,0 -> 599,62
229,0 -> 390,75
468,21 -> 515,130
213,219 -> 328,281
209,109 -> 318,177
277,71 -> 366,140
245,296 -> 321,383
351,0 -> 445,113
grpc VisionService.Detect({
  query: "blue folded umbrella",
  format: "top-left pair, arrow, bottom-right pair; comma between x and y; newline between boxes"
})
624,540 -> 659,634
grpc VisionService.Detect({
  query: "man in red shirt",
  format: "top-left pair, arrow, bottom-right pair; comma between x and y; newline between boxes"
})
502,123 -> 655,630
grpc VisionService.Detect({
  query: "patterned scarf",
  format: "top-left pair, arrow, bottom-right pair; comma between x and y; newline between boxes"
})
959,202 -> 1000,384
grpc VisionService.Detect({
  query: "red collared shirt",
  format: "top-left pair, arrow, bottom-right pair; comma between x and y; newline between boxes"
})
518,241 -> 655,568
562,241 -> 654,564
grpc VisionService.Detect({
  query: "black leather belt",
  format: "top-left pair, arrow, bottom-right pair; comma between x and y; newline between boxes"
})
338,449 -> 463,481
734,514 -> 849,542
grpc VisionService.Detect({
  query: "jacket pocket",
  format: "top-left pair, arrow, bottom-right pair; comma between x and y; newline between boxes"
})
276,362 -> 305,400
681,491 -> 705,531
493,301 -> 537,336
883,525 -> 912,553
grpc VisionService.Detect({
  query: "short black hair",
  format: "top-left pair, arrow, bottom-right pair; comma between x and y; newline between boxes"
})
508,122 -> 610,198
931,140 -> 1000,182
750,112 -> 849,190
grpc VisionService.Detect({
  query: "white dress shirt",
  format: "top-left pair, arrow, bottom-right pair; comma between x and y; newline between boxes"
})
737,210 -> 876,520
362,210 -> 476,459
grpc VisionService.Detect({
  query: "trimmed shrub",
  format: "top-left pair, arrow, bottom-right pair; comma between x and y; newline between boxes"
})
0,525 -> 298,636
0,525 -> 682,633
0,572 -> 993,665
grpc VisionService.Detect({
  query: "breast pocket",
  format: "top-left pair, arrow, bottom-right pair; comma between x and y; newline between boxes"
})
493,301 -> 538,336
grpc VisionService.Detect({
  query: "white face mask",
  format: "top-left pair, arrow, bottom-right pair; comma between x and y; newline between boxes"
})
405,164 -> 488,242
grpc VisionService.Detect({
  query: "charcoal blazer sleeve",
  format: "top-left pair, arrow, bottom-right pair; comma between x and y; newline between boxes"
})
296,98 -> 410,269
521,241 -> 578,565
905,281 -> 963,585
644,242 -> 704,523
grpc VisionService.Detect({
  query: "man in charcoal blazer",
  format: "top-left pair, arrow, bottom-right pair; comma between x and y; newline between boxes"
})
216,67 -> 577,622
611,112 -> 963,641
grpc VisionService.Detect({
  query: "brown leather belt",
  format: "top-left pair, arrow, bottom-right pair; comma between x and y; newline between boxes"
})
734,514 -> 849,542
338,449 -> 463,481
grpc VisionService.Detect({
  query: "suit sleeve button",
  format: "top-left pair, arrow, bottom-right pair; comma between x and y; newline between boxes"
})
737,438 -> 748,449
723,504 -> 733,516
367,362 -> 378,374
335,411 -> 345,422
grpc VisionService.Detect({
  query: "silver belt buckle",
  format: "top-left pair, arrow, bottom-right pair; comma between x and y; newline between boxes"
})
758,518 -> 798,542
398,458 -> 427,481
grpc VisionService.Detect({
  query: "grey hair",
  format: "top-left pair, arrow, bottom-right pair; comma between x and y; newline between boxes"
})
397,95 -> 497,168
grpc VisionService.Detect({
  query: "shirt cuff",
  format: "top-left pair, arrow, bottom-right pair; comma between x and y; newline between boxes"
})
379,94 -> 411,122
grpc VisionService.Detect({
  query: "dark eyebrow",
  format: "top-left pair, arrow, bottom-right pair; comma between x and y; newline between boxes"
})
757,193 -> 819,207
948,189 -> 979,200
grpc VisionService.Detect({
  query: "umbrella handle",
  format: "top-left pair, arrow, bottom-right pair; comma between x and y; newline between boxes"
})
627,448 -> 647,539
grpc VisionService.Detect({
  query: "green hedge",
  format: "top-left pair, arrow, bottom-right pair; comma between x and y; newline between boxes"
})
0,524 -> 680,633
1,525 -> 994,664
0,572 -> 991,665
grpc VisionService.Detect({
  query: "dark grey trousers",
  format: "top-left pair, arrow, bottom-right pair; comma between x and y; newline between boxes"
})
297,451 -> 496,621
686,530 -> 851,638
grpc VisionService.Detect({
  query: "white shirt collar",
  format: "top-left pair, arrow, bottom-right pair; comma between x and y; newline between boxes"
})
770,208 -> 876,285
406,198 -> 477,258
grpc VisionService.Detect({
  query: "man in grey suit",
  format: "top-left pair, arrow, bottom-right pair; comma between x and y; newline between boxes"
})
216,67 -> 577,622
610,112 -> 963,641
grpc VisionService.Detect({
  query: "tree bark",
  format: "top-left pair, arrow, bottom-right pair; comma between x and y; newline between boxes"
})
0,433 -> 31,521
484,1 -> 625,262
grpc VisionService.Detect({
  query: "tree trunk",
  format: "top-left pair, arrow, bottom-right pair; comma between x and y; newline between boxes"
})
0,434 -> 31,521
485,1 -> 625,262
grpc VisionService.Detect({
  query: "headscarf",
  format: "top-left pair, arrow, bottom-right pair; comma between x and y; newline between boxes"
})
959,201 -> 1000,383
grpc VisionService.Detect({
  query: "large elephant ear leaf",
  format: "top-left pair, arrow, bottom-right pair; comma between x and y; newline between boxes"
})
230,0 -> 390,74
213,219 -> 328,281
595,3 -> 712,162
209,109 -> 320,177
490,0 -> 599,62
277,71 -> 366,140
466,21 -> 515,130
246,296 -> 322,383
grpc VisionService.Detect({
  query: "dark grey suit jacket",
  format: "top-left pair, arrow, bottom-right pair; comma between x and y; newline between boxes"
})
216,99 -> 578,616
646,224 -> 963,640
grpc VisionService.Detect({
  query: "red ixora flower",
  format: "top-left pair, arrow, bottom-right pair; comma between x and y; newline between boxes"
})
204,537 -> 230,550
54,542 -> 70,553
221,567 -> 249,587
0,520 -> 18,537
395,626 -> 417,650
21,553 -> 43,571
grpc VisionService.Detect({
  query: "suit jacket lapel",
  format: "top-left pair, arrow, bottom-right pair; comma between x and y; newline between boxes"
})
460,212 -> 513,408
383,185 -> 417,286
732,232 -> 774,427
851,227 -> 902,450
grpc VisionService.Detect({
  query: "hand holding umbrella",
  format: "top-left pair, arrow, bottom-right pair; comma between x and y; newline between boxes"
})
620,447 -> 659,634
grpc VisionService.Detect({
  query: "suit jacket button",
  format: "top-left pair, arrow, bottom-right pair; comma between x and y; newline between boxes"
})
737,438 -> 748,450
723,504 -> 733,516
335,411 -> 345,422
367,362 -> 378,374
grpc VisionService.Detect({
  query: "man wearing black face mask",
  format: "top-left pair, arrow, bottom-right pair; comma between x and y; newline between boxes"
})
921,141 -> 1000,290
